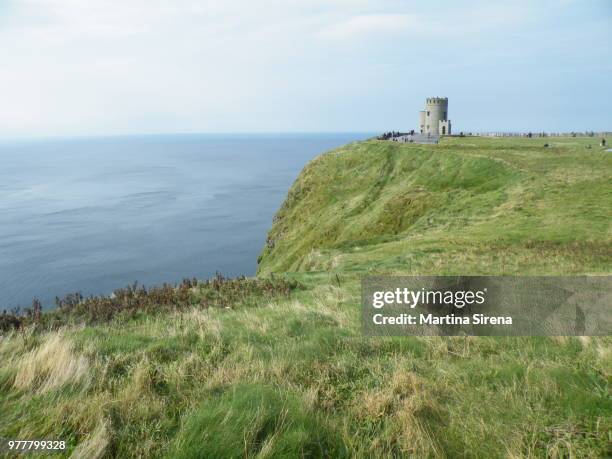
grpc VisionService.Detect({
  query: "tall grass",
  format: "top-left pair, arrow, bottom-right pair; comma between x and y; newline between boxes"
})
12,331 -> 89,393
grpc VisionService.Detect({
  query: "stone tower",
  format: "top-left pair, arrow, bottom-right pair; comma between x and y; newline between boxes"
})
419,97 -> 451,135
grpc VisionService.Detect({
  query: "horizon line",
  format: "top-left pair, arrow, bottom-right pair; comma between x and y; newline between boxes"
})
1,129 -> 609,145
0,130 -> 381,144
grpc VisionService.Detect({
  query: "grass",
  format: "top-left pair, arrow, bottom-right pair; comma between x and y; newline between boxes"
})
258,136 -> 610,276
0,136 -> 610,458
169,384 -> 345,458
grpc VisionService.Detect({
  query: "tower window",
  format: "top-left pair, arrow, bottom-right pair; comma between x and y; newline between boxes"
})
443,111 -> 446,118
427,111 -> 430,116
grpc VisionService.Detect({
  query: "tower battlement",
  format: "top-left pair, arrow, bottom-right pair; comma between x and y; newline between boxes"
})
426,97 -> 448,104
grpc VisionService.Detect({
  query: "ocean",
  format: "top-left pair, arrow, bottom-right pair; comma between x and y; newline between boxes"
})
0,133 -> 370,309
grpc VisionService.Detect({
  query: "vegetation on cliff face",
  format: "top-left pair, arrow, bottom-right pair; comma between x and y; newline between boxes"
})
1,137 -> 610,458
258,136 -> 610,276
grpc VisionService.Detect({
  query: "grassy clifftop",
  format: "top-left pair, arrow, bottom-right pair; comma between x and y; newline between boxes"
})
1,137 -> 610,458
258,137 -> 610,276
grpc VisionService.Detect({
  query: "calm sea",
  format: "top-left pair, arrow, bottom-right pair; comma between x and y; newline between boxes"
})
0,133 -> 371,309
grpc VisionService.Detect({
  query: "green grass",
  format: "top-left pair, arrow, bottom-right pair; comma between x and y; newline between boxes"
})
168,384 -> 345,458
258,136 -> 610,276
0,136 -> 610,458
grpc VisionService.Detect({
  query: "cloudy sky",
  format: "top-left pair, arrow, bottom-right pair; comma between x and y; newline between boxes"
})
0,0 -> 610,138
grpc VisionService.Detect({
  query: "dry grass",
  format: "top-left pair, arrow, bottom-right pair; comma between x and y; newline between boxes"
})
70,420 -> 110,459
353,370 -> 444,457
13,331 -> 89,393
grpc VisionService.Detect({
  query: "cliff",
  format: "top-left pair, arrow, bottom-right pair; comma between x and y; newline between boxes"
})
258,137 -> 610,276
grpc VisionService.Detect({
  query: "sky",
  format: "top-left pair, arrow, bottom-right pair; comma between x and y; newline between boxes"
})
0,0 -> 610,138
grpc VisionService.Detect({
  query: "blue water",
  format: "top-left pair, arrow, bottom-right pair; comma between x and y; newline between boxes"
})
0,133 -> 370,309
